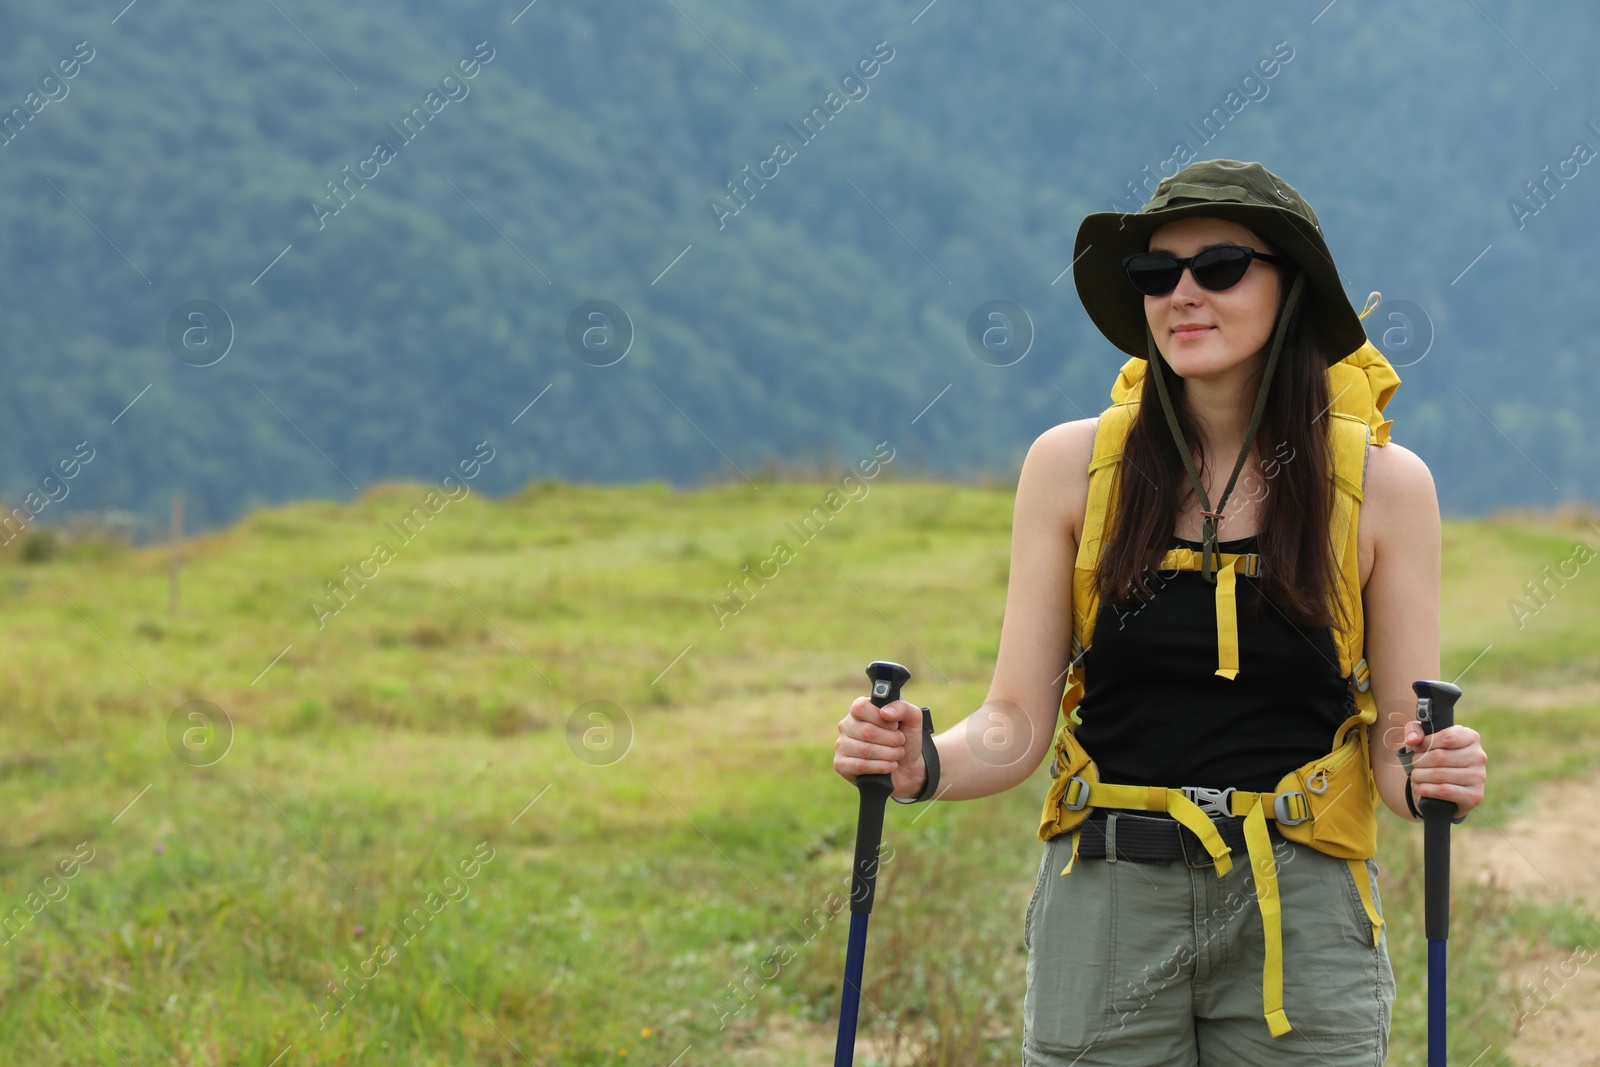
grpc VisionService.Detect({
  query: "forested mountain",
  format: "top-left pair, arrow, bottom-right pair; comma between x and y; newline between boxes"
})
1,0 -> 1596,532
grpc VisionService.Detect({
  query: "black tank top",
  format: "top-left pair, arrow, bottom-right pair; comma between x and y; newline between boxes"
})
1073,534 -> 1351,793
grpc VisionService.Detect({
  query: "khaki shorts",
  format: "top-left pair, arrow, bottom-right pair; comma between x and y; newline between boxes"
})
1023,811 -> 1396,1067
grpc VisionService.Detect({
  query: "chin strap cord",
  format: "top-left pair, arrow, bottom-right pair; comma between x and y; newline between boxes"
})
1146,271 -> 1306,586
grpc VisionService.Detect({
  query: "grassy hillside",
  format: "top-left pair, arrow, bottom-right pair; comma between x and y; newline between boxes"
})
0,477 -> 1596,1064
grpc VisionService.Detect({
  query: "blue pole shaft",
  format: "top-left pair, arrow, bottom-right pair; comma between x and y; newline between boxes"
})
1428,938 -> 1447,1067
834,912 -> 871,1066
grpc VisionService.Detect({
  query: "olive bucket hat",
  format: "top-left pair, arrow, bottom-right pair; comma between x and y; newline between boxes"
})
1073,158 -> 1368,363
1072,159 -> 1371,583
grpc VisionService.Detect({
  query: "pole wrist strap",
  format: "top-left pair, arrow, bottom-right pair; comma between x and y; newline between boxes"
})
1405,776 -> 1468,825
890,707 -> 939,804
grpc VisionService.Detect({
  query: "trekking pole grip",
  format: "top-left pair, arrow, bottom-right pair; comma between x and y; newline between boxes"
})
1414,680 -> 1461,942
851,661 -> 911,916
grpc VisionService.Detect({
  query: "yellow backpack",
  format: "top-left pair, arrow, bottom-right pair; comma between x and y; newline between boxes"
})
1035,336 -> 1402,1037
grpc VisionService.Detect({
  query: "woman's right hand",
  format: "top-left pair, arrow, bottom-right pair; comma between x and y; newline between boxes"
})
834,696 -> 927,800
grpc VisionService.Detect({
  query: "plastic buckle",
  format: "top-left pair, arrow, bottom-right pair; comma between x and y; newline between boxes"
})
1063,776 -> 1091,811
1181,785 -> 1235,819
1274,791 -> 1309,826
1352,656 -> 1371,694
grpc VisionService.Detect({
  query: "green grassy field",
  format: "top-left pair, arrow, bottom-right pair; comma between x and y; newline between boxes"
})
0,475 -> 1596,1065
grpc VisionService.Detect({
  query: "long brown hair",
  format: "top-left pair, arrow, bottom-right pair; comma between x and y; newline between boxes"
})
1095,262 -> 1346,634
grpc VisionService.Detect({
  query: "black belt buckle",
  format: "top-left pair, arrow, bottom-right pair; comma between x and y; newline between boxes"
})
1180,823 -> 1223,869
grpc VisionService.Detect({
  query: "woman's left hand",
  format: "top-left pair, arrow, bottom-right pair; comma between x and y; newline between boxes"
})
1402,721 -> 1488,817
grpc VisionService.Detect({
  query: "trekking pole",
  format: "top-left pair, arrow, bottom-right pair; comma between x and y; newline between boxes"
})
833,660 -> 911,1067
1413,679 -> 1462,1067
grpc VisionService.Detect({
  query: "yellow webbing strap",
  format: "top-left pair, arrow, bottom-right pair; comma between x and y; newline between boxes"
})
1242,797 -> 1291,1036
1347,857 -> 1384,946
1166,791 -> 1235,876
1059,827 -> 1082,876
1085,783 -> 1234,875
1213,563 -> 1240,680
1156,548 -> 1256,681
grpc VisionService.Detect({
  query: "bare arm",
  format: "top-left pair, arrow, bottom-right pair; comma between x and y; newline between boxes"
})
834,418 -> 1096,801
1362,442 -> 1487,820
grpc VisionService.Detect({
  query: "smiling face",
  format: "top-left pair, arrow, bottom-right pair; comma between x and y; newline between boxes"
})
1142,216 -> 1285,382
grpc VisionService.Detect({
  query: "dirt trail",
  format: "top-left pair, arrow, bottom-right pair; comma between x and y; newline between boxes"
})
1455,770 -> 1600,1067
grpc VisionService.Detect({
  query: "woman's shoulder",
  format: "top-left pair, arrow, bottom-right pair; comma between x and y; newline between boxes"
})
1355,440 -> 1441,601
1016,418 -> 1100,546
1359,441 -> 1440,563
1033,416 -> 1100,458
1025,417 -> 1099,487
1362,441 -> 1437,515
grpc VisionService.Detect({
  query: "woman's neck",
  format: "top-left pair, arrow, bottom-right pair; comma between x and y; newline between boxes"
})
1180,355 -> 1267,460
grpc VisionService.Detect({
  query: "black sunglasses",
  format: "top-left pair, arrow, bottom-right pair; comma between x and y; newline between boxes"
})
1122,245 -> 1288,296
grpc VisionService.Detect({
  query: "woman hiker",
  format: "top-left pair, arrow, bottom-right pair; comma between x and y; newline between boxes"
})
833,158 -> 1488,1065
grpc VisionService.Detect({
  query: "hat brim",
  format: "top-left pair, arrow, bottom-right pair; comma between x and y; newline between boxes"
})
1073,202 -> 1368,364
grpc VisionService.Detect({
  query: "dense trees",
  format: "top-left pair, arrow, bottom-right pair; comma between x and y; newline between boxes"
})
0,0 -> 1595,531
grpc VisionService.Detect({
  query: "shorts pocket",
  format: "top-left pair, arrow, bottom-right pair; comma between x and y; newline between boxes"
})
1339,856 -> 1385,948
1275,845 -> 1389,1041
1023,836 -> 1116,1053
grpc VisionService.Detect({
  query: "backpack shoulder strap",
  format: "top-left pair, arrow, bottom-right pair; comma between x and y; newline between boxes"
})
1075,403 -> 1139,659
1062,399 -> 1138,723
1326,340 -> 1401,732
1326,410 -> 1370,696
